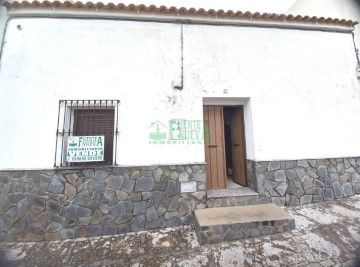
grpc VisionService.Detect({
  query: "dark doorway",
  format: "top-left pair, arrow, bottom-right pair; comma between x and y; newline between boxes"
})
223,106 -> 248,188
224,109 -> 233,175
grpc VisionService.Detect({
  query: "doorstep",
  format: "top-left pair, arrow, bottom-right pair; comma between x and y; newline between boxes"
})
194,203 -> 295,245
206,187 -> 261,208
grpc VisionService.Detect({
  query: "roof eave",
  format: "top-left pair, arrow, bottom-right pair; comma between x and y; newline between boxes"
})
2,1 -> 357,32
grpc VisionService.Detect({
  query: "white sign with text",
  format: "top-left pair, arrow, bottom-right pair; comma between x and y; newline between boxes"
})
67,136 -> 104,162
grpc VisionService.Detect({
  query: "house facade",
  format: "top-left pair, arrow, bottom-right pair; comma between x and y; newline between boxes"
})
0,1 -> 359,241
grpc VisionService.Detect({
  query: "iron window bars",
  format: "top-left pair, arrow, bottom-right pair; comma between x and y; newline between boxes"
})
54,100 -> 120,167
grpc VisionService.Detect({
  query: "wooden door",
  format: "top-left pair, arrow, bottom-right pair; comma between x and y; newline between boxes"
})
203,106 -> 227,189
230,106 -> 248,186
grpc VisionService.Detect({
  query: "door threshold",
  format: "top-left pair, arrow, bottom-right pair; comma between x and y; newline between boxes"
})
207,187 -> 259,198
226,177 -> 244,189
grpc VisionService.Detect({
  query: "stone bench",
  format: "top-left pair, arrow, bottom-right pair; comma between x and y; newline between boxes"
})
194,203 -> 295,245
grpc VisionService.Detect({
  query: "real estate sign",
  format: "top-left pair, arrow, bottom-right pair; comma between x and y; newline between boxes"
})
67,136 -> 104,162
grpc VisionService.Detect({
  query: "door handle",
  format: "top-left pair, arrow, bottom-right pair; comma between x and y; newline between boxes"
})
208,145 -> 218,148
233,144 -> 240,147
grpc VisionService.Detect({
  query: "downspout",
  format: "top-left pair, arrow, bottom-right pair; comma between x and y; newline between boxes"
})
173,24 -> 183,90
352,32 -> 360,73
0,4 -> 9,72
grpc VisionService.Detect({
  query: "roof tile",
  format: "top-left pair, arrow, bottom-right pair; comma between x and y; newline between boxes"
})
2,1 -> 358,27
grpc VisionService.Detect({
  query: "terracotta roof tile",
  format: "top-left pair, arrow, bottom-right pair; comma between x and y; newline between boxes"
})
2,1 -> 358,27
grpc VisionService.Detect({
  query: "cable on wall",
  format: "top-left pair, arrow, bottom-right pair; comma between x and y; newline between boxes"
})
173,23 -> 183,90
352,32 -> 360,76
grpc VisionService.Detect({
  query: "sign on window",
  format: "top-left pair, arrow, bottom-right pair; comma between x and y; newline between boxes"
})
67,136 -> 104,162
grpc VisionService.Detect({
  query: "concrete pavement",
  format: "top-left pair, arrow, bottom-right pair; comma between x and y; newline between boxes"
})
1,195 -> 360,266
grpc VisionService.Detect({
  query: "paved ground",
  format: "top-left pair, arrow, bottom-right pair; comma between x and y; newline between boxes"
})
1,195 -> 360,266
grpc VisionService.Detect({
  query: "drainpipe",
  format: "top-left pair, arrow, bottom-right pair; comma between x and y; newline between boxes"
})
173,24 -> 184,91
0,4 -> 9,71
352,32 -> 360,68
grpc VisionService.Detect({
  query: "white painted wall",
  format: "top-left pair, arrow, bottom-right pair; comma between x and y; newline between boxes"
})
288,0 -> 360,48
184,25 -> 359,161
288,0 -> 360,86
0,17 -> 359,169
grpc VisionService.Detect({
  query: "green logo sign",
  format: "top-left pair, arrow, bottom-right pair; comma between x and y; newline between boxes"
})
149,120 -> 205,145
149,121 -> 167,140
67,136 -> 104,162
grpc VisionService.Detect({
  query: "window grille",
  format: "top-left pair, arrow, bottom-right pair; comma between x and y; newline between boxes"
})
54,100 -> 120,167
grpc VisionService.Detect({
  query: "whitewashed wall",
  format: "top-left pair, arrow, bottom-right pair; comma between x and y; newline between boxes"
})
0,17 -> 359,169
287,0 -> 360,89
184,25 -> 359,161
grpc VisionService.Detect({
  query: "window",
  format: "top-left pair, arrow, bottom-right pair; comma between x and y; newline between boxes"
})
54,100 -> 120,167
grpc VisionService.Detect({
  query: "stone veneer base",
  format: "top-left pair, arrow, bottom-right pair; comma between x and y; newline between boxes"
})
195,217 -> 295,245
247,157 -> 360,206
0,165 -> 207,242
0,157 -> 359,241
